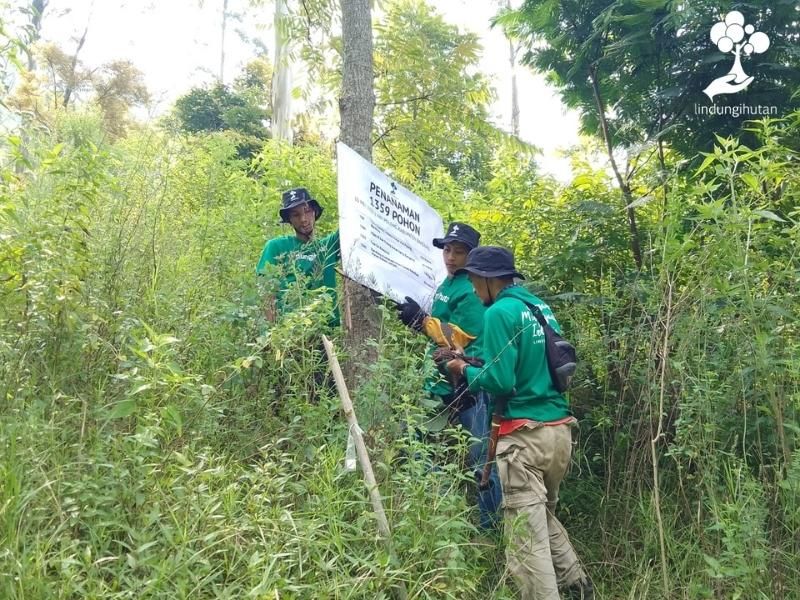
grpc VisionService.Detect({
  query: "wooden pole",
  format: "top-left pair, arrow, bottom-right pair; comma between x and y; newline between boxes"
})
321,335 -> 407,600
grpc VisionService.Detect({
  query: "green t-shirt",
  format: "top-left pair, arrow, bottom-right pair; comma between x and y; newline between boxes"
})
464,285 -> 570,423
256,230 -> 341,327
424,272 -> 486,398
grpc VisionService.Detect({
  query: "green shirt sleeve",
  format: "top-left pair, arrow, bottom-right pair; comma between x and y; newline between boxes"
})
464,306 -> 517,397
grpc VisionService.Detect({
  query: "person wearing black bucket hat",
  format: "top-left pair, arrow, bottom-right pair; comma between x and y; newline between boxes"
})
278,187 -> 323,225
445,245 -> 593,600
256,187 -> 340,327
394,222 -> 502,530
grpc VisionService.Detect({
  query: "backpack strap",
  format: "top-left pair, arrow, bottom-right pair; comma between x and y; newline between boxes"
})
518,298 -> 550,329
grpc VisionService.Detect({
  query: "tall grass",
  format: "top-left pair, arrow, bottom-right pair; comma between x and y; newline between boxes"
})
1,112 -> 798,598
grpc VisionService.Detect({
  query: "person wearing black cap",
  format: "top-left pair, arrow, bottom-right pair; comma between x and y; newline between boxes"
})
256,187 -> 341,327
445,246 -> 593,600
394,222 -> 502,530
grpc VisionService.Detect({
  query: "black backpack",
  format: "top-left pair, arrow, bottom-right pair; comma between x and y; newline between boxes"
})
521,299 -> 577,393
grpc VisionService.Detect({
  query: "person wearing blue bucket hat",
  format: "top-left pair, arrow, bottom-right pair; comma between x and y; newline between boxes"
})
393,222 -> 502,530
445,246 -> 593,600
256,187 -> 340,327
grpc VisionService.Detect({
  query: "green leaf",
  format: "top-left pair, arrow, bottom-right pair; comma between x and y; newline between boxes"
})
161,405 -> 183,436
572,174 -> 596,190
740,173 -> 760,192
128,383 -> 153,396
109,399 -> 136,419
703,554 -> 722,575
752,209 -> 785,223
695,153 -> 717,175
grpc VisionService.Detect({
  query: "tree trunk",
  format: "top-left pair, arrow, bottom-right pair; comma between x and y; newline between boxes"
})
272,0 -> 293,142
588,65 -> 643,270
219,0 -> 228,84
25,0 -> 49,71
339,0 -> 378,385
506,0 -> 519,137
509,40 -> 519,137
62,24 -> 89,109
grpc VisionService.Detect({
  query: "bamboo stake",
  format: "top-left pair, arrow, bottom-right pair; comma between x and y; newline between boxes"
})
321,335 -> 407,600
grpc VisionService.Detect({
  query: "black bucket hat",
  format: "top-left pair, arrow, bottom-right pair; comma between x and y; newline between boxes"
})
432,222 -> 481,250
279,187 -> 323,223
455,246 -> 525,279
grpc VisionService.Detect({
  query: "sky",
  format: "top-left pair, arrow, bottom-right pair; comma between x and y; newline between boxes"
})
32,0 -> 582,180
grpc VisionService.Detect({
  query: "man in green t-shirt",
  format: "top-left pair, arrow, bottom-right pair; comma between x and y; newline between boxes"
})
256,187 -> 341,328
394,222 -> 501,529
445,246 -> 593,600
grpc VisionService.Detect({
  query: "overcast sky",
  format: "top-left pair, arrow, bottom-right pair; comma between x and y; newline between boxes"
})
34,0 -> 581,180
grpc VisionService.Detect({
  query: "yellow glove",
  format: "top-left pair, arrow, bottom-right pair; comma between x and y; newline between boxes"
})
421,316 -> 475,351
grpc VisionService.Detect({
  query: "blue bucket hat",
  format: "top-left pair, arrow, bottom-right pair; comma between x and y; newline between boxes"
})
455,246 -> 525,280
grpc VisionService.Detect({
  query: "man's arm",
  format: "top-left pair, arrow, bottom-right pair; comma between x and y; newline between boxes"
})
461,308 -> 517,397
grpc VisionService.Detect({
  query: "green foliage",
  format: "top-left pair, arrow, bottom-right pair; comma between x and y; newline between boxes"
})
498,0 -> 800,159
570,116 -> 799,596
0,121 -> 511,598
2,8 -> 800,592
7,40 -> 150,138
373,0 -> 524,187
172,61 -> 272,158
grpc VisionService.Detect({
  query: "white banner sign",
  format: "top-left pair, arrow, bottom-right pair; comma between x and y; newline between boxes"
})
337,142 -> 446,310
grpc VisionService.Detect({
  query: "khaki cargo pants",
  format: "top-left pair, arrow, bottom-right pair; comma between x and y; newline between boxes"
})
496,421 -> 588,599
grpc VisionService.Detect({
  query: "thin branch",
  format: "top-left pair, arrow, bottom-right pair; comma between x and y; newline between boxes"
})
372,123 -> 398,147
375,92 -> 434,107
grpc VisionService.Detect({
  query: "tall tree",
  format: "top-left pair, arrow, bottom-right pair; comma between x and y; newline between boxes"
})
339,0 -> 378,379
499,1 -> 800,165
498,0 -> 800,268
37,40 -> 92,110
60,23 -> 88,109
172,62 -> 270,157
373,0 -> 498,185
271,0 -> 293,142
93,59 -> 150,137
508,32 -> 519,137
497,0 -> 651,269
496,0 -> 520,137
219,0 -> 229,83
20,0 -> 49,71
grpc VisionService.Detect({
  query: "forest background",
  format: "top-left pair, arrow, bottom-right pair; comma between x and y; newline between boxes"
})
1,0 -> 799,598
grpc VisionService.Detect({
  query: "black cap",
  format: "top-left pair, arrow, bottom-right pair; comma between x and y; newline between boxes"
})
432,222 -> 481,250
279,187 -> 323,223
455,246 -> 525,279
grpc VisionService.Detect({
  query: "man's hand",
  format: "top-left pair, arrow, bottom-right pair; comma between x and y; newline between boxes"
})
395,296 -> 428,331
446,358 -> 468,378
433,347 -> 458,364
